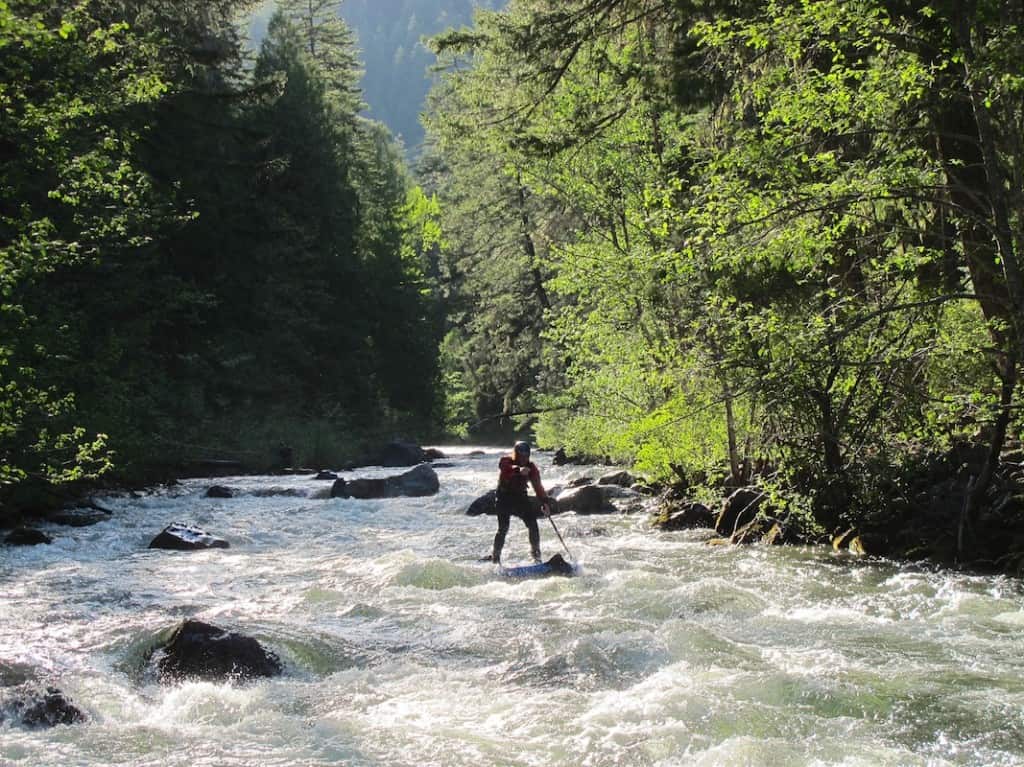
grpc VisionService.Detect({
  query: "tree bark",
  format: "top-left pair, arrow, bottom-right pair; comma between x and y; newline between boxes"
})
515,176 -> 551,311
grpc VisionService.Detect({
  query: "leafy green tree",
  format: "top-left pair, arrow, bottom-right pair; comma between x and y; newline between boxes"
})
0,1 -> 170,493
426,0 -> 1021,543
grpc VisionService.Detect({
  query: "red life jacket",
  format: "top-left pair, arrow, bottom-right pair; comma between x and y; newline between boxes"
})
497,455 -> 545,498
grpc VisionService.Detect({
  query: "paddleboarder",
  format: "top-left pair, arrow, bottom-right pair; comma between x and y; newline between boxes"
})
487,440 -> 550,564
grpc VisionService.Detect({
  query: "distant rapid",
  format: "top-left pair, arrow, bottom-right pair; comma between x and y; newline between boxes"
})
2,447 -> 1023,766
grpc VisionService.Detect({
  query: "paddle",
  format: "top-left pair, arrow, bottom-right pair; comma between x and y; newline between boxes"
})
540,499 -> 574,561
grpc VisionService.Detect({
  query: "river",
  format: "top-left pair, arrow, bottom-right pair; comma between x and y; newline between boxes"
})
2,447 -> 1024,766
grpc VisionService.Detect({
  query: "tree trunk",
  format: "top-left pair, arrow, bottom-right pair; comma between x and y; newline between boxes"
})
953,11 -> 1024,358
515,176 -> 551,311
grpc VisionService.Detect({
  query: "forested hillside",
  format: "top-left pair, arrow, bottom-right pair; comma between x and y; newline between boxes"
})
425,0 -> 1024,563
0,0 -> 442,507
249,0 -> 505,152
4,0 -> 1023,570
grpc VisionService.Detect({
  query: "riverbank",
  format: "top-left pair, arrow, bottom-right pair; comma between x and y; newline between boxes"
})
651,438 -> 1024,577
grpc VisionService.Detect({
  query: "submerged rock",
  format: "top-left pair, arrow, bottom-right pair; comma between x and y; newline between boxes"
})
331,463 -> 439,499
0,661 -> 34,688
45,509 -> 109,527
4,527 -> 52,546
153,619 -> 282,682
2,686 -> 86,728
149,523 -> 229,551
250,486 -> 307,498
205,485 -> 234,498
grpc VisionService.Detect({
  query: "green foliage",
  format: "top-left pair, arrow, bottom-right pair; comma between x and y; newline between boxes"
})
0,0 -> 443,500
0,0 -> 170,489
426,0 -> 1022,533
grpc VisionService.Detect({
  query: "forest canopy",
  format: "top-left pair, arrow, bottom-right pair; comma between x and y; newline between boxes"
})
424,0 -> 1023,540
0,0 -> 442,500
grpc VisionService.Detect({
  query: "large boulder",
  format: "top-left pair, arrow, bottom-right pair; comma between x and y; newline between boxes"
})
653,501 -> 715,531
5,527 -> 52,546
598,470 -> 634,487
149,523 -> 229,551
152,619 -> 282,682
553,485 -> 616,515
554,483 -> 643,515
716,487 -> 766,536
331,463 -> 440,499
377,441 -> 429,467
464,490 -> 554,517
466,489 -> 498,516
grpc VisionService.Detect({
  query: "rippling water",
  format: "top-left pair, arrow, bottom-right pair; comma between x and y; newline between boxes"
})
2,447 -> 1024,766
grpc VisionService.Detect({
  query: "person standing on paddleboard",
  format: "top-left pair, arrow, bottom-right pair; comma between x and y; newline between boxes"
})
488,440 -> 550,564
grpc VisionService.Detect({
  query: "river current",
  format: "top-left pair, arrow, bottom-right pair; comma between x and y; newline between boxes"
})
2,447 -> 1024,766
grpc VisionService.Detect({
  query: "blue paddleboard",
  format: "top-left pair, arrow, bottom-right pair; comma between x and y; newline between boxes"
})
500,553 -> 577,578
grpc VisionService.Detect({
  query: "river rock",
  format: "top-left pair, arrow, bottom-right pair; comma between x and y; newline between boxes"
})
567,477 -> 594,488
598,470 -> 634,487
424,448 -> 446,460
5,527 -> 52,546
466,489 -> 498,516
45,508 -> 109,527
552,448 -> 606,466
464,490 -> 554,517
153,619 -> 282,682
654,501 -> 715,531
149,523 -> 229,551
731,517 -> 773,545
250,486 -> 308,498
205,485 -> 234,498
313,471 -> 338,480
716,487 -> 766,536
553,485 -> 616,515
331,463 -> 439,499
2,686 -> 86,728
631,483 -> 659,495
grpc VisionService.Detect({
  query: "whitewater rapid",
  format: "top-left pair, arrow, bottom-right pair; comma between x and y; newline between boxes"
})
2,447 -> 1024,766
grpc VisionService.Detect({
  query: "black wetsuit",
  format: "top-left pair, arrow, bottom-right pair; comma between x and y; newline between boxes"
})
492,455 -> 545,563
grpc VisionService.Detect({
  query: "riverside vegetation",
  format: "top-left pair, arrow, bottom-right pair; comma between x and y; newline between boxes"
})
2,0 -> 1023,573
